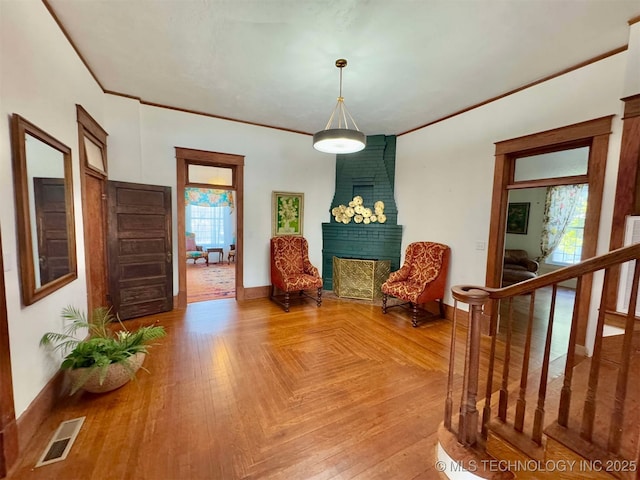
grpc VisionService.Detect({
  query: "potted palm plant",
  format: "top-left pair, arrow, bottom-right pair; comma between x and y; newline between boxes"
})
40,306 -> 166,394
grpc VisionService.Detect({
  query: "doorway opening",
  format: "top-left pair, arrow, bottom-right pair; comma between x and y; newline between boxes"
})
176,148 -> 245,308
185,187 -> 237,303
502,184 -> 588,339
487,116 -> 613,350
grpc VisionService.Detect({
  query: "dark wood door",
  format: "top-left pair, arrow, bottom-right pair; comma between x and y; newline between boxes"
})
33,178 -> 70,284
84,174 -> 108,312
108,181 -> 173,320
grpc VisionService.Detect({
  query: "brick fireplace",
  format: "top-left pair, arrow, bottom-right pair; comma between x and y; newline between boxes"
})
322,135 -> 403,290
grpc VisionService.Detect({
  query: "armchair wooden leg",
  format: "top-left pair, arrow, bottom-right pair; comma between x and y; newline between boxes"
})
411,303 -> 419,327
270,285 -> 290,313
438,299 -> 445,319
271,286 -> 322,312
382,294 -> 388,314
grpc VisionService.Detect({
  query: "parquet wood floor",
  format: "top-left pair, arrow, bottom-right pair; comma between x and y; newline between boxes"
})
7,291 -> 574,480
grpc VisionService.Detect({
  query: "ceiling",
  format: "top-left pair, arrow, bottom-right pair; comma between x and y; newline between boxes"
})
47,0 -> 640,136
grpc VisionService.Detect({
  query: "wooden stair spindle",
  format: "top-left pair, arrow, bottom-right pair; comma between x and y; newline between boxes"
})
558,275 -> 583,428
444,299 -> 459,430
498,297 -> 514,422
481,307 -> 500,438
515,290 -> 536,432
533,284 -> 558,445
608,259 -> 640,454
580,268 -> 612,442
458,304 -> 473,445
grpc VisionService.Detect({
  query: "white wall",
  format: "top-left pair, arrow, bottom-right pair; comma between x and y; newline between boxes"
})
0,0 -> 104,416
396,51 -> 626,339
623,22 -> 640,97
104,98 -> 335,288
504,188 -> 546,258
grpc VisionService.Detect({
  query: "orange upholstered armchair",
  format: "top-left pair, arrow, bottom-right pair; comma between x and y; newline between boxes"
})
270,236 -> 323,312
381,241 -> 450,327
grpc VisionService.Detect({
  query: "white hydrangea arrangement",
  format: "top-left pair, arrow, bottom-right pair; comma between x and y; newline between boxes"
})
331,196 -> 387,225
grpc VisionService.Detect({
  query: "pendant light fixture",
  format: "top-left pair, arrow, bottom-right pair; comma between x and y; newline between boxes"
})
313,59 -> 366,154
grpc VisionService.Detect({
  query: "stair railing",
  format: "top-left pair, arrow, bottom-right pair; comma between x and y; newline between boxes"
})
444,244 -> 640,461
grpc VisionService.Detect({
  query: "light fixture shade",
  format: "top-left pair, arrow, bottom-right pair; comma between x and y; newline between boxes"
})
313,128 -> 366,154
314,59 -> 365,155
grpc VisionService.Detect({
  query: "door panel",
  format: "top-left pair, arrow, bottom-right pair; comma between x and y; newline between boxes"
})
33,178 -> 70,284
108,181 -> 172,320
84,174 -> 108,312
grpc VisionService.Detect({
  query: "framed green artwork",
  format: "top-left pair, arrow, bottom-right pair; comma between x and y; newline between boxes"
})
272,191 -> 304,236
506,202 -> 530,235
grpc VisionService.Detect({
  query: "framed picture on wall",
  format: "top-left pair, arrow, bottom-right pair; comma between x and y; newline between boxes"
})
506,202 -> 530,235
272,191 -> 304,236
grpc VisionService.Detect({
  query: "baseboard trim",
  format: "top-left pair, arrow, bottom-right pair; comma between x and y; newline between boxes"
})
604,309 -> 640,329
575,344 -> 588,357
241,286 -> 270,300
175,290 -> 187,309
15,369 -> 66,454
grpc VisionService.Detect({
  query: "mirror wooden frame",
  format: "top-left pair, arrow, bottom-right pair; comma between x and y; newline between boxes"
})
11,114 -> 77,305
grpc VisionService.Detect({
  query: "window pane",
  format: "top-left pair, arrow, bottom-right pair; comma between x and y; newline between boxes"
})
551,227 -> 584,264
188,165 -> 232,186
550,186 -> 588,265
514,147 -> 589,182
187,205 -> 226,248
84,136 -> 105,173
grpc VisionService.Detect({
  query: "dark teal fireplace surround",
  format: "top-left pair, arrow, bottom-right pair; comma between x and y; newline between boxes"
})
322,135 -> 403,290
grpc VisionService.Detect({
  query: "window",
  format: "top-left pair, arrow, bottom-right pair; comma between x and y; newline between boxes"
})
184,187 -> 235,251
188,165 -> 233,186
187,205 -> 226,247
549,186 -> 589,265
513,147 -> 589,182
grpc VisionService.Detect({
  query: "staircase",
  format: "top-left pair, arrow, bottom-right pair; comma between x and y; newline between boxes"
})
439,245 -> 640,480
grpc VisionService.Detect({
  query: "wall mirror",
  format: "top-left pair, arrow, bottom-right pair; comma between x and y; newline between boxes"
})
11,114 -> 77,305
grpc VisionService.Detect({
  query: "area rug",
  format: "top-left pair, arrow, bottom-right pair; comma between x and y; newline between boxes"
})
187,261 -> 236,303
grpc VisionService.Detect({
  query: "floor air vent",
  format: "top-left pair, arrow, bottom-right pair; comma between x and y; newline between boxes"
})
35,417 -> 85,467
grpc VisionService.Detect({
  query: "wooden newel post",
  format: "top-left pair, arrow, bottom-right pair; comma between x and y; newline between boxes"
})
452,286 -> 490,447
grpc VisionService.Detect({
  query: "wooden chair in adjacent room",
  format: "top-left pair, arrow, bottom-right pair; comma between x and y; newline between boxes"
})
270,235 -> 323,312
381,241 -> 450,327
186,232 -> 208,265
